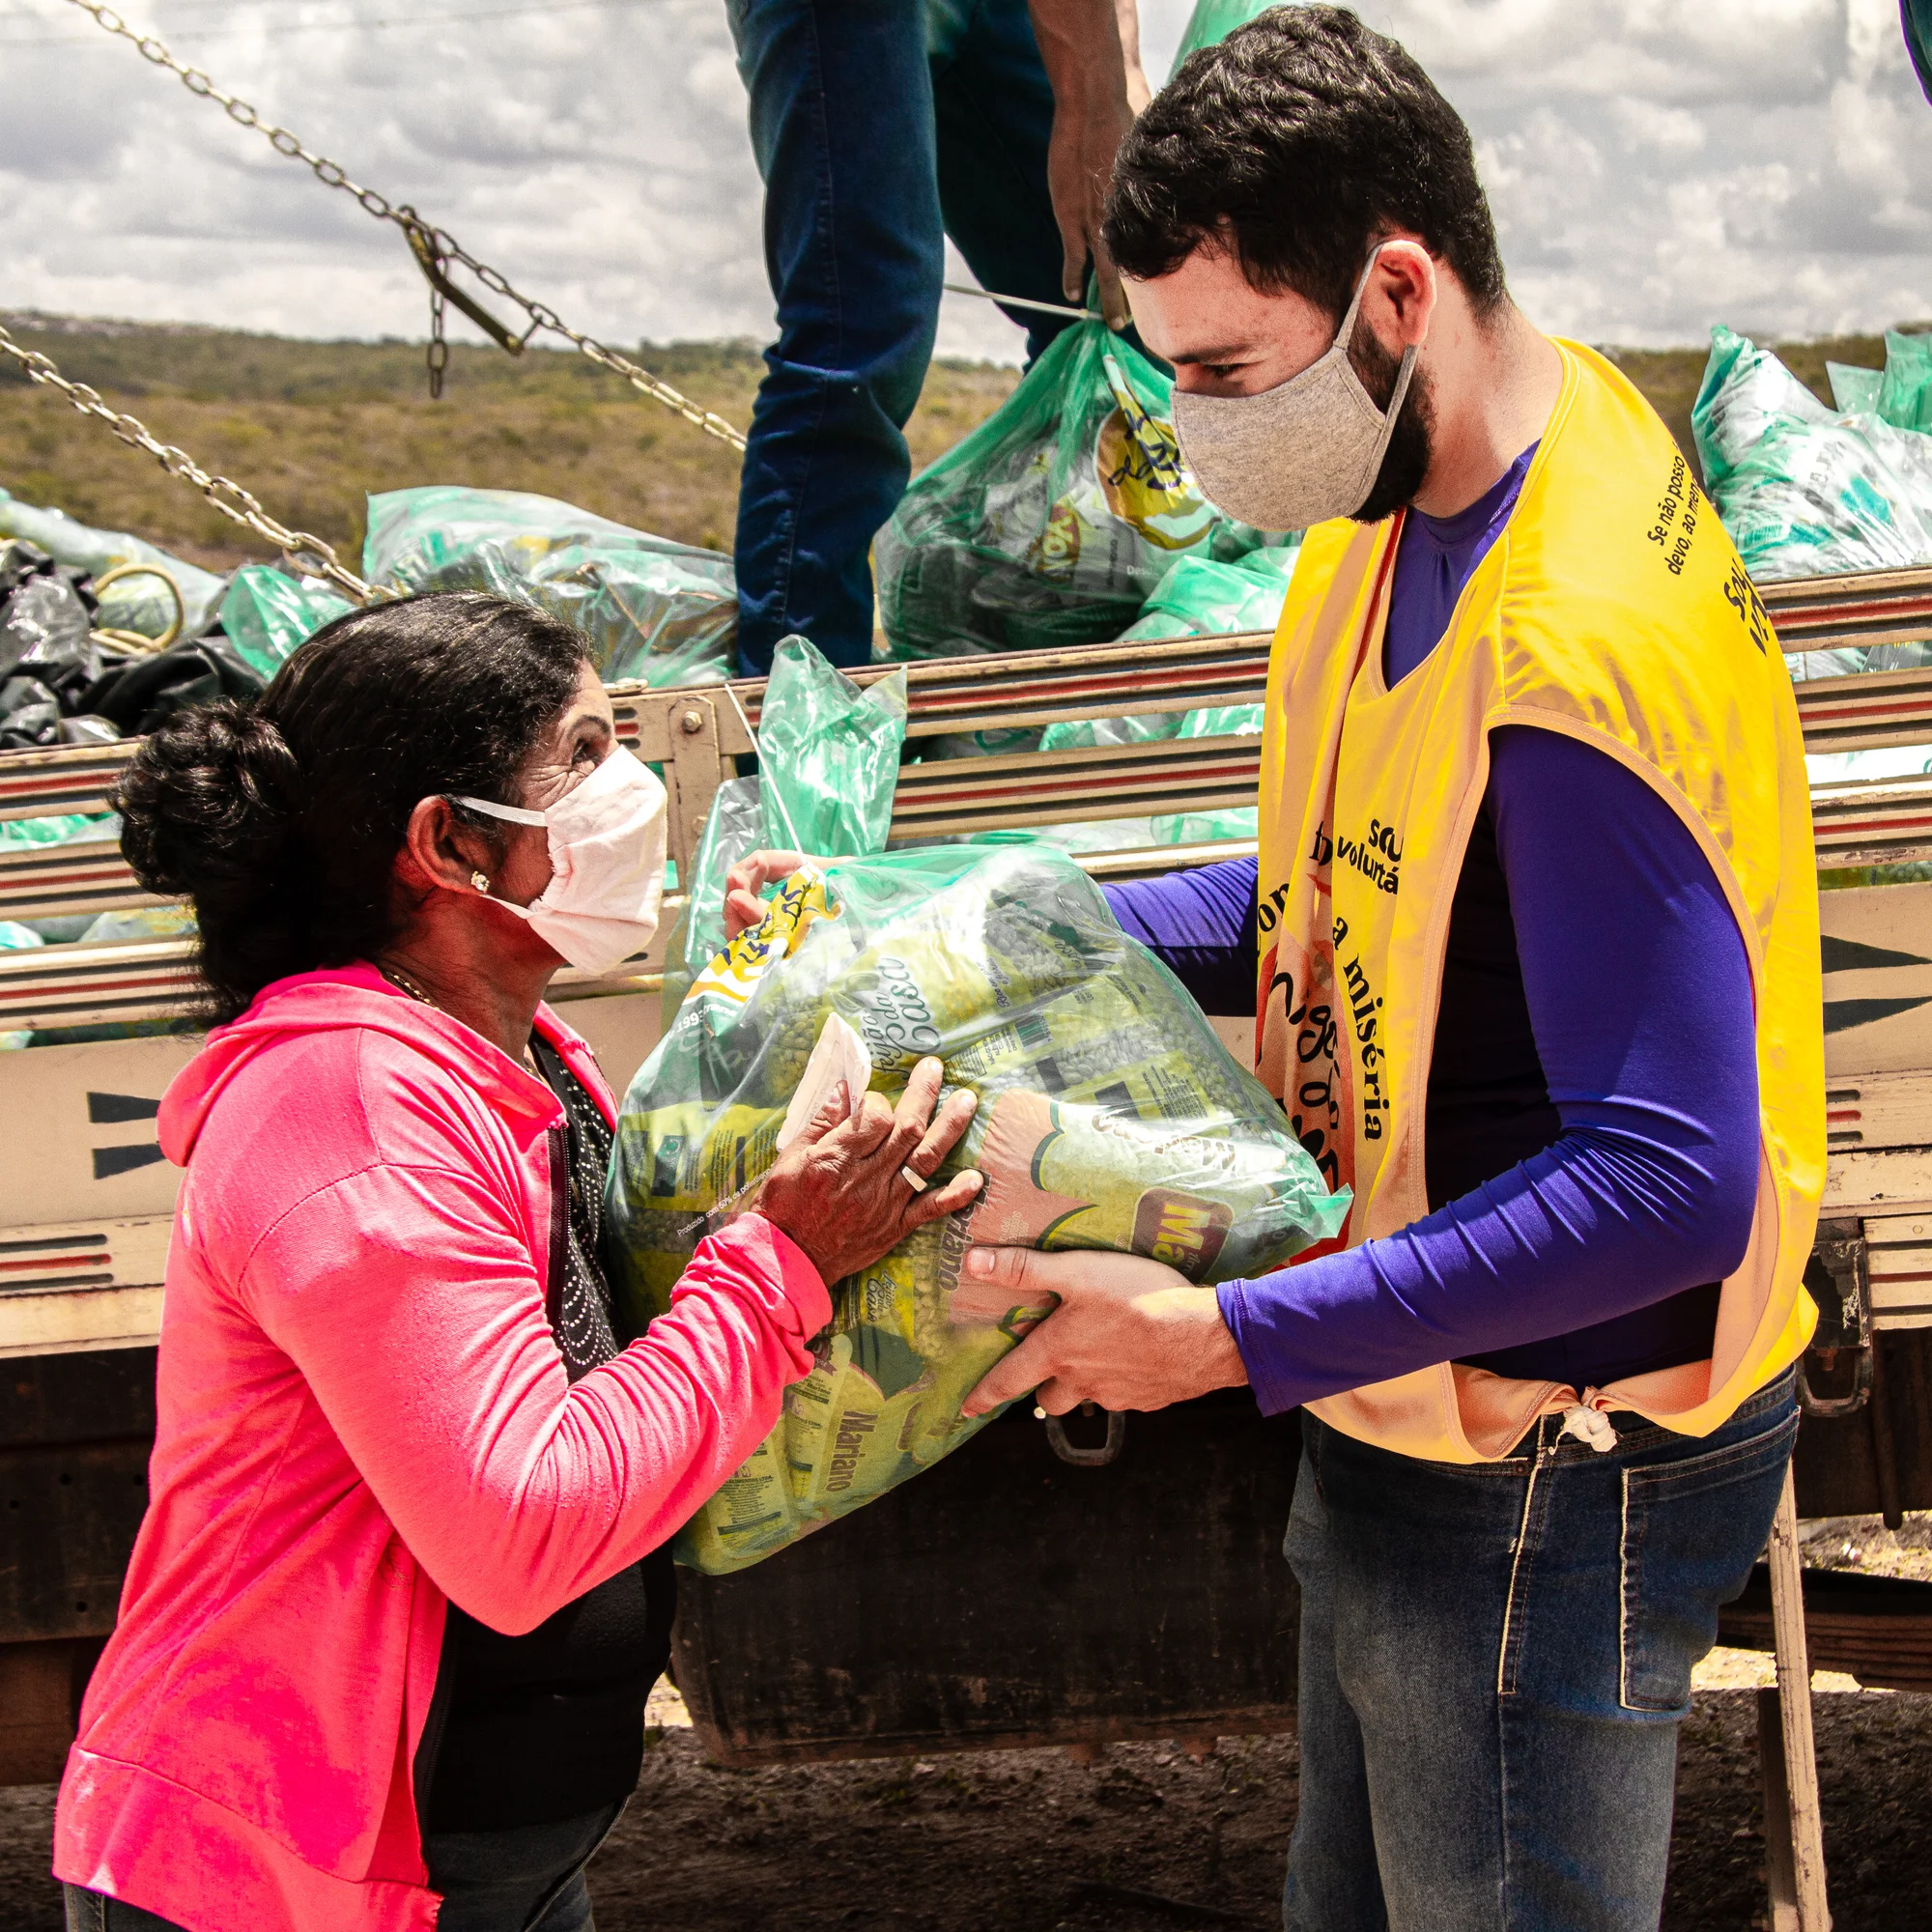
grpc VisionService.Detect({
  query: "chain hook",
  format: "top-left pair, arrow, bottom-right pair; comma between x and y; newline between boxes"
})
62,2 -> 748,451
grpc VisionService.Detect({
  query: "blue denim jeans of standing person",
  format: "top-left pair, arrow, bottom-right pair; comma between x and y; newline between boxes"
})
1284,1370 -> 1800,1932
725,0 -> 1073,672
65,1800 -> 624,1932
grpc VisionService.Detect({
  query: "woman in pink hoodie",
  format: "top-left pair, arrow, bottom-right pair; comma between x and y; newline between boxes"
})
53,594 -> 981,1932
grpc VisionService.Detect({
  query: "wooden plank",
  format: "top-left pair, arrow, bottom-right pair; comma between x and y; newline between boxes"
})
1863,1210 -> 1932,1331
0,837 -> 165,923
0,1215 -> 172,1355
1810,775 -> 1932,868
1794,664 -> 1932,755
0,939 -> 200,1034
1761,561 -> 1932,652
0,1285 -> 163,1358
1822,881 -> 1932,1078
1764,1466 -> 1832,1931
1758,1685 -> 1801,1932
0,741 -> 134,825
1823,1147 -> 1932,1219
1821,1069 -> 1932,1153
8,626 -> 1932,931
0,1036 -> 200,1232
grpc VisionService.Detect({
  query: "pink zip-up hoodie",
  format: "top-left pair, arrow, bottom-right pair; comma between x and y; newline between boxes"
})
52,964 -> 830,1931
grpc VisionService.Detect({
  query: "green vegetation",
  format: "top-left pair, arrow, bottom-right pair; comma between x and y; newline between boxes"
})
0,311 -> 1906,575
0,314 -> 1019,571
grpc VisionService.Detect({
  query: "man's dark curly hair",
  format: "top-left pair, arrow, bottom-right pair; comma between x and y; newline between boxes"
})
1103,6 -> 1506,324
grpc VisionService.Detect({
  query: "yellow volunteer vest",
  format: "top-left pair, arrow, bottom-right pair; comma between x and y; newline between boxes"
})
1254,341 -> 1824,1462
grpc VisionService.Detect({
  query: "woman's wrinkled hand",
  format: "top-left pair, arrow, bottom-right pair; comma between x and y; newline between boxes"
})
757,1057 -> 982,1287
724,848 -> 841,941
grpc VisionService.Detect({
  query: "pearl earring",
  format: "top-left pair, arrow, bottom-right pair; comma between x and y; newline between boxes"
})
471,871 -> 491,893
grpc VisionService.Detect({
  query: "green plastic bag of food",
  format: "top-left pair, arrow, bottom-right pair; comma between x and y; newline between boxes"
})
363,486 -> 736,687
607,845 -> 1346,1574
1167,0 -> 1281,74
219,565 -> 353,675
1119,544 -> 1299,644
874,323 -> 1290,660
608,633 -> 1342,1572
1692,326 -> 1932,584
1877,330 -> 1932,434
1828,362 -> 1883,415
1693,327 -> 1932,680
665,637 -> 908,1004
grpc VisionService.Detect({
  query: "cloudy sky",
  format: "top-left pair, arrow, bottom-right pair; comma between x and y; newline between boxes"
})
1,0 -> 1929,364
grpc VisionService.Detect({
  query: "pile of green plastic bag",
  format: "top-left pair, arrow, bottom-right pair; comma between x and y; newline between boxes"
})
875,323 -> 1293,660
871,0 -> 1289,663
364,486 -> 737,686
205,487 -> 745,682
0,489 -> 225,643
1693,327 -> 1932,653
606,639 -> 1344,1574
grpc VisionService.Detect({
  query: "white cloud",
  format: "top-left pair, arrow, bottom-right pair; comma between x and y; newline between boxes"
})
1,0 -> 1930,364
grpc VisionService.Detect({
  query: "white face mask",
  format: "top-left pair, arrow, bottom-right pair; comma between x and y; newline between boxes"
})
453,746 -> 668,975
1171,244 -> 1421,532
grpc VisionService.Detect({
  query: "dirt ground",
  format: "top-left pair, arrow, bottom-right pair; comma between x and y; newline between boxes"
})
6,1521 -> 1930,1932
3,1679 -> 1926,1930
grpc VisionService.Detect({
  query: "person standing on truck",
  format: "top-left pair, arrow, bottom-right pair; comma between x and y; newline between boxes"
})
725,0 -> 1148,672
52,593 -> 983,1932
957,12 -> 1826,1930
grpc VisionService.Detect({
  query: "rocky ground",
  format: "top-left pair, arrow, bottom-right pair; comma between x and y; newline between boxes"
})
6,1521 -> 1930,1932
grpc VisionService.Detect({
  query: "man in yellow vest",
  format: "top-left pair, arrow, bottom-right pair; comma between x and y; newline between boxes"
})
962,8 -> 1824,1927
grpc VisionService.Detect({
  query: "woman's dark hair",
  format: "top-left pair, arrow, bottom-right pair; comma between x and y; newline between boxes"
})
1103,6 -> 1506,324
115,592 -> 588,1024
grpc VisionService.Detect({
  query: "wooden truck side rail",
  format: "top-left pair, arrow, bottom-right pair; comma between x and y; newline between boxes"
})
5,564 -> 1932,1363
7,564 -> 1932,1784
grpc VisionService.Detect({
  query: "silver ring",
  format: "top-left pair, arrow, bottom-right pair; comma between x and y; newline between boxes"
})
899,1163 -> 928,1193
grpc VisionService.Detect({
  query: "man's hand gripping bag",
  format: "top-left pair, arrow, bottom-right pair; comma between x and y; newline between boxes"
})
606,844 -> 1348,1574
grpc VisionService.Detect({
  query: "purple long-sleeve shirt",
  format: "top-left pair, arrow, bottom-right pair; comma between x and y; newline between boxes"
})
1103,449 -> 1759,1407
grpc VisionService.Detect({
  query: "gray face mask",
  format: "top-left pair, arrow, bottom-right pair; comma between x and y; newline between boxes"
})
1171,244 -> 1420,533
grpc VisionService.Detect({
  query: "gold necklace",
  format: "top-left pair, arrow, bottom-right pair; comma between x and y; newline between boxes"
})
380,964 -> 440,1009
382,961 -> 541,1073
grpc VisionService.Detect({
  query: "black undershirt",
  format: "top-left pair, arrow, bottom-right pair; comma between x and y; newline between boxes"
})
1121,831 -> 1718,1381
418,1037 -> 675,1835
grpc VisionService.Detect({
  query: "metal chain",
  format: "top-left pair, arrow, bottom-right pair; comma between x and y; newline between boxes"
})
427,282 -> 448,401
0,321 -> 378,603
63,0 -> 750,452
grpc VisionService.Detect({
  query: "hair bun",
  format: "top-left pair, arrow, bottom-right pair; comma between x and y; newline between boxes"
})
114,699 -> 301,903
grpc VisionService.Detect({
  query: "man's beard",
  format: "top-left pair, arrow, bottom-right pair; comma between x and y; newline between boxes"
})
1348,320 -> 1434,525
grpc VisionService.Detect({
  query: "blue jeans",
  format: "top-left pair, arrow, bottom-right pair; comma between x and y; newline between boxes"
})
65,1802 -> 623,1932
1285,1371 -> 1800,1932
725,0 -> 1071,671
